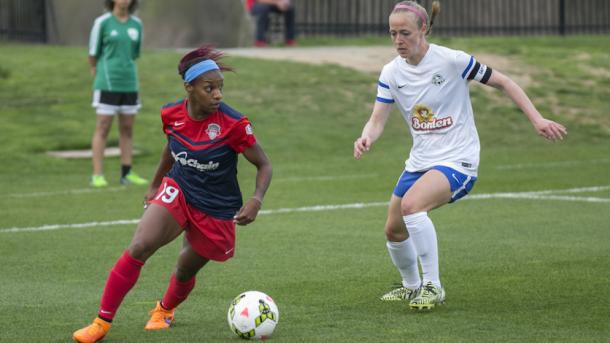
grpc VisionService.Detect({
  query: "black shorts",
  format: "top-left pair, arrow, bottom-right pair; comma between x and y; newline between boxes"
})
92,90 -> 141,115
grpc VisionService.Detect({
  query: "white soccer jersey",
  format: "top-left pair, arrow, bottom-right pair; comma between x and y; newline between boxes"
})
376,44 -> 492,176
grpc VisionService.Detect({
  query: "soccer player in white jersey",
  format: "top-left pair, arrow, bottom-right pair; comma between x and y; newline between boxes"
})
353,1 -> 566,310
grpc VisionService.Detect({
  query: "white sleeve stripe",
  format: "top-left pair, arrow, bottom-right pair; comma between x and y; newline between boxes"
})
88,14 -> 109,56
88,22 -> 100,56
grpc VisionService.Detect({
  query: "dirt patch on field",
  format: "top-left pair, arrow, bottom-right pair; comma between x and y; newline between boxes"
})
226,46 -> 533,87
227,46 -> 536,110
226,46 -> 397,73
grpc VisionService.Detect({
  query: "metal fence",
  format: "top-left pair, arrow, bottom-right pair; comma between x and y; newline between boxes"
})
294,0 -> 610,37
0,0 -> 47,42
2,0 -> 609,44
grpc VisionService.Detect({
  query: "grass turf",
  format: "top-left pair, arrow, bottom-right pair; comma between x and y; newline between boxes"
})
0,36 -> 609,342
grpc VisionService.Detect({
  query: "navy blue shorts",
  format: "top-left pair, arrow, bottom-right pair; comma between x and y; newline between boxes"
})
393,166 -> 477,203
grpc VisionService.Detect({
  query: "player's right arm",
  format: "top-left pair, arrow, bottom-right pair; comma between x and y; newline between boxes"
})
88,56 -> 97,76
354,101 -> 393,160
144,143 -> 174,205
88,15 -> 105,76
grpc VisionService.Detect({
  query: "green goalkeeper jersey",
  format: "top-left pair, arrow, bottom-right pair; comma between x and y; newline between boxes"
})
89,13 -> 142,92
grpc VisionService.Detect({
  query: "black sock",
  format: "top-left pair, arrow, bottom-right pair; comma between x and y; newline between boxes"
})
121,165 -> 132,178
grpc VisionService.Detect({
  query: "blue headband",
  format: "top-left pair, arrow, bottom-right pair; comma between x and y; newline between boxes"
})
184,60 -> 220,83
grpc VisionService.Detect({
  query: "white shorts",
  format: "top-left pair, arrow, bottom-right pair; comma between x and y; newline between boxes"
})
92,90 -> 141,115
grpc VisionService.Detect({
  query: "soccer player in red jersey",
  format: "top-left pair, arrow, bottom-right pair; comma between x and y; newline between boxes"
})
73,46 -> 272,343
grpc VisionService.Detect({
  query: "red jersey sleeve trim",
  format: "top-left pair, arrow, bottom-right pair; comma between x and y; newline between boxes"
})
229,118 -> 257,153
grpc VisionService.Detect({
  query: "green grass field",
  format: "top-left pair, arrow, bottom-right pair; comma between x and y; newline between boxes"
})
0,36 -> 609,342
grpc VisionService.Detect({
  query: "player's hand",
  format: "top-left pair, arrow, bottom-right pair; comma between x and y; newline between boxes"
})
534,118 -> 567,141
353,137 -> 371,160
234,198 -> 262,226
142,187 -> 158,209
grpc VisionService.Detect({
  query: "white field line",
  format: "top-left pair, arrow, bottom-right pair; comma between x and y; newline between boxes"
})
495,158 -> 610,170
8,187 -> 127,198
467,194 -> 610,203
474,185 -> 610,196
6,175 -> 376,198
0,220 -> 140,233
1,185 -> 608,234
273,174 -> 378,182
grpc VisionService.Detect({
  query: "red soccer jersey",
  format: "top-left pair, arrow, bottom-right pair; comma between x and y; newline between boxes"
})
160,99 -> 256,219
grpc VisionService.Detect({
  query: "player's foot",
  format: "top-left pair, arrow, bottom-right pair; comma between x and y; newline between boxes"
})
120,172 -> 148,186
73,317 -> 111,343
145,301 -> 174,330
380,284 -> 418,301
409,281 -> 445,310
90,175 -> 108,188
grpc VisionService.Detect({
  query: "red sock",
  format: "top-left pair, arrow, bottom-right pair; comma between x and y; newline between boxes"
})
98,251 -> 144,320
160,273 -> 196,310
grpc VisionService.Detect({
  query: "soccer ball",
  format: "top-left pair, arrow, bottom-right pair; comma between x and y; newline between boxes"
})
227,290 -> 279,340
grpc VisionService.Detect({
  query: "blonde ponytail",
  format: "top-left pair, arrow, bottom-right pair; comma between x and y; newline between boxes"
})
426,1 -> 441,35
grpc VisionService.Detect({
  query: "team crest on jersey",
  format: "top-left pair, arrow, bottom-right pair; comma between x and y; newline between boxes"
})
127,28 -> 139,41
432,73 -> 446,86
411,104 -> 453,131
245,124 -> 253,135
206,123 -> 221,140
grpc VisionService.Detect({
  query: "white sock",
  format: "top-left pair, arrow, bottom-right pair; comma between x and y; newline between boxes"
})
403,212 -> 441,288
386,239 -> 421,289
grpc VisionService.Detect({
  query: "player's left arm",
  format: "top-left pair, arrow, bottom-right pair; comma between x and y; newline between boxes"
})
485,69 -> 567,141
234,143 -> 273,226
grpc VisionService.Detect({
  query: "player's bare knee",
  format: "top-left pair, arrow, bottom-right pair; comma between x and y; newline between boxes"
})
400,198 -> 422,216
127,240 -> 156,262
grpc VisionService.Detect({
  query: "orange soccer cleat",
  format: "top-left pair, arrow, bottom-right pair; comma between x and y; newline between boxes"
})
144,301 -> 175,330
73,317 -> 111,343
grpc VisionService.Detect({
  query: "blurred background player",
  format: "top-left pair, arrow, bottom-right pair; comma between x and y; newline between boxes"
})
353,1 -> 566,310
246,0 -> 297,47
73,45 -> 272,342
88,0 -> 148,187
